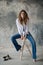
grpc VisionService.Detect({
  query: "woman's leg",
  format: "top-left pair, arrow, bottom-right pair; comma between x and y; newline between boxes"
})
26,32 -> 36,59
11,33 -> 21,51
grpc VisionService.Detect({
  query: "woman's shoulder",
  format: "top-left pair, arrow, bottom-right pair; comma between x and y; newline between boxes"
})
16,18 -> 19,21
16,18 -> 19,23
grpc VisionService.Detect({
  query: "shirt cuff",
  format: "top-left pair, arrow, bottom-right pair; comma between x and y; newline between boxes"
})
23,31 -> 26,36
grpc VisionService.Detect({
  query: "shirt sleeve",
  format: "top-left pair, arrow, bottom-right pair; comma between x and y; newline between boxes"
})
16,19 -> 23,35
23,20 -> 29,36
25,24 -> 29,33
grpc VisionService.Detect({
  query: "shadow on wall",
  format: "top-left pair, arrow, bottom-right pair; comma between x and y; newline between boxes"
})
31,23 -> 43,46
6,11 -> 17,29
0,11 -> 17,29
0,0 -> 43,6
37,6 -> 43,19
17,0 -> 43,7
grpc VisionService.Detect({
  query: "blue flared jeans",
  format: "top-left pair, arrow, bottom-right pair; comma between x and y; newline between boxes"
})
11,32 -> 36,59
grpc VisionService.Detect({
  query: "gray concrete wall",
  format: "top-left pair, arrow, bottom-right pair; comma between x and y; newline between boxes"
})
0,0 -> 43,48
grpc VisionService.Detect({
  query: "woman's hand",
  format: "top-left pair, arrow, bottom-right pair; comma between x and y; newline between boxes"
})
21,35 -> 26,40
21,35 -> 23,40
26,32 -> 29,34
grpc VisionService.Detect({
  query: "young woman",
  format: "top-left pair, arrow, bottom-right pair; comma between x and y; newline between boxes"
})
11,10 -> 37,62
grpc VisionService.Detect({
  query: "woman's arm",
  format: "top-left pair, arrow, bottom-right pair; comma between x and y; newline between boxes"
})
16,18 -> 23,35
23,20 -> 29,36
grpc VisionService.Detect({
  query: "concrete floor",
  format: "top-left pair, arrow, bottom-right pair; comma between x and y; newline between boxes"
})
0,46 -> 43,65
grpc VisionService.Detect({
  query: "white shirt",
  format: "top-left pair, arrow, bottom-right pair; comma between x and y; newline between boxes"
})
16,18 -> 29,36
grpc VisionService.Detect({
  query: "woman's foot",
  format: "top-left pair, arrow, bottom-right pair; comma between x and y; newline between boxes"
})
33,59 -> 36,62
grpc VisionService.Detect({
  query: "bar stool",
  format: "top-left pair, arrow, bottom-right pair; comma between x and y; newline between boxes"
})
20,38 -> 31,60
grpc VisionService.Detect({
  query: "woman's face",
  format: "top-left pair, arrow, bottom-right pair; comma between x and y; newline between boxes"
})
21,12 -> 25,19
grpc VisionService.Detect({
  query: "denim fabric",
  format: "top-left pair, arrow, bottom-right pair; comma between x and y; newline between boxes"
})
11,32 -> 36,59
